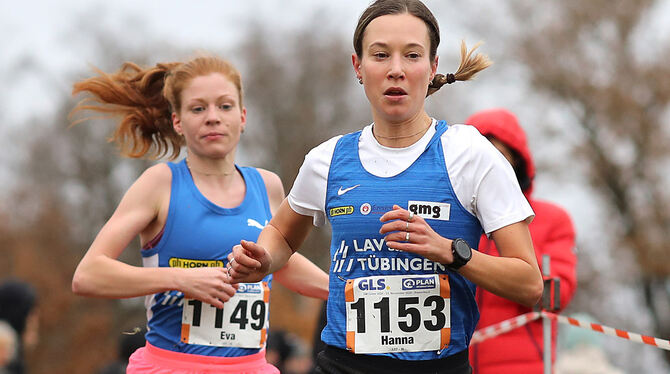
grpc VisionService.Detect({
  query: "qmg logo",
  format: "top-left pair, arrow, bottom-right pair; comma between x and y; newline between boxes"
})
408,201 -> 451,221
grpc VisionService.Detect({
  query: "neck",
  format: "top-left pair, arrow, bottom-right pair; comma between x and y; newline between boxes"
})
185,157 -> 236,177
372,113 -> 433,148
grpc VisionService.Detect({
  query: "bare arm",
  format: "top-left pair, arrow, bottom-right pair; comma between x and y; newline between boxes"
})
274,253 -> 329,300
380,205 -> 542,307
461,222 -> 543,306
71,164 -> 236,308
254,169 -> 328,300
228,199 -> 314,283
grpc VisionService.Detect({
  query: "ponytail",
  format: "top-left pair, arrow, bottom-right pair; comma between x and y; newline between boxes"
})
71,62 -> 183,159
427,40 -> 492,97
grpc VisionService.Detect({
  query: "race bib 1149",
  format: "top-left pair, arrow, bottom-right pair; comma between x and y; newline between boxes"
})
181,282 -> 269,348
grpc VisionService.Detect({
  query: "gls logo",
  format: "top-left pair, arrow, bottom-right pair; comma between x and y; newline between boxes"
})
408,201 -> 451,221
358,278 -> 386,291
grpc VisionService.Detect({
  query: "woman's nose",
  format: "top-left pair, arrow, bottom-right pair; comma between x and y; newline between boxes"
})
387,56 -> 405,80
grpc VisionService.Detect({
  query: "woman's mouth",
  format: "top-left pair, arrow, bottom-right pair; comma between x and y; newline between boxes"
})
203,132 -> 225,140
385,86 -> 407,94
384,87 -> 407,99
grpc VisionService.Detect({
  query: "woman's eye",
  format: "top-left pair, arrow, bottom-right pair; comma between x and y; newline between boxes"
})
407,52 -> 420,59
373,52 -> 388,59
219,103 -> 233,110
191,106 -> 204,113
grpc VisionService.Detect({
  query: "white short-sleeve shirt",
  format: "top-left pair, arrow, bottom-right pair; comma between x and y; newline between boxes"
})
287,120 -> 533,234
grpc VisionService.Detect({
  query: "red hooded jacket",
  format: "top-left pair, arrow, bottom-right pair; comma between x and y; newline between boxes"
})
466,109 -> 577,373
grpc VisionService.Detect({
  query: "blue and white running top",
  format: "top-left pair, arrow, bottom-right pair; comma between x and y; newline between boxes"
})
141,159 -> 273,357
321,121 -> 482,360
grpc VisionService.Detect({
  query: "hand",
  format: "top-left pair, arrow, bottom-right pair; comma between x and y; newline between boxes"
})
176,267 -> 239,309
227,240 -> 272,283
379,205 -> 454,265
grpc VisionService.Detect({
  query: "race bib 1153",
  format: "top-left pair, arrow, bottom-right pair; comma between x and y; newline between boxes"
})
345,274 -> 450,354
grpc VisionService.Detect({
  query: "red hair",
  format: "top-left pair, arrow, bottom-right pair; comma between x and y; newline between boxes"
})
71,56 -> 243,160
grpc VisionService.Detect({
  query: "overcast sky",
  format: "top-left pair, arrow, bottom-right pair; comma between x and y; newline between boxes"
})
0,0 -> 529,124
0,1 -> 363,123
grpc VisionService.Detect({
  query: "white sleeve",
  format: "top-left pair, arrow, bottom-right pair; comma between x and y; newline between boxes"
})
445,125 -> 534,234
287,135 -> 341,227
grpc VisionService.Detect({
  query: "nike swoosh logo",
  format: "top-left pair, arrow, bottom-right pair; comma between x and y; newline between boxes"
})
337,184 -> 360,196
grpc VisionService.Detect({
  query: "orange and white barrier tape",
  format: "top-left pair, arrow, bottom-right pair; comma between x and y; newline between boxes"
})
471,310 -> 670,351
471,311 -> 541,344
541,311 -> 670,351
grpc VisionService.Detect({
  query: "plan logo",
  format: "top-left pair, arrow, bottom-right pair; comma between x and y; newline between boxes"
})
238,283 -> 263,294
408,201 -> 451,221
402,276 -> 436,290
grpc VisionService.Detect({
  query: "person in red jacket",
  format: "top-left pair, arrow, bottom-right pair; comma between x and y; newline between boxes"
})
466,108 -> 577,373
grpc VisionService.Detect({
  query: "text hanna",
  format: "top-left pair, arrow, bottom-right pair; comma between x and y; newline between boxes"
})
381,335 -> 414,345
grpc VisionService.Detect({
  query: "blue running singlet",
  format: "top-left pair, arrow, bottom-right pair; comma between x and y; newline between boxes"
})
322,121 -> 482,361
141,159 -> 273,357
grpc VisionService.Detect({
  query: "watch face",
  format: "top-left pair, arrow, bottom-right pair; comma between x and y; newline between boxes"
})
454,239 -> 472,260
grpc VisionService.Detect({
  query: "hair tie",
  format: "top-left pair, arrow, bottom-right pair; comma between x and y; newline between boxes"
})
446,73 -> 456,84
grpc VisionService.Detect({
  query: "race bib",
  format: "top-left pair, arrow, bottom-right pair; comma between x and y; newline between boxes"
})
345,274 -> 450,354
181,282 -> 269,348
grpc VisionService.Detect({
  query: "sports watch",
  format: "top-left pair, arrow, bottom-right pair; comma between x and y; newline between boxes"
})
449,238 -> 472,270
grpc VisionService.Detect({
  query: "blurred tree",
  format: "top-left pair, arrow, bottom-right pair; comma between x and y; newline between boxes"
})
2,24 -> 176,373
508,0 -> 670,366
3,85 -> 152,374
1,193 -> 122,374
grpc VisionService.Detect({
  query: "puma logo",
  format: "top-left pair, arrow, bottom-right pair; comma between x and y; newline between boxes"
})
247,218 -> 268,230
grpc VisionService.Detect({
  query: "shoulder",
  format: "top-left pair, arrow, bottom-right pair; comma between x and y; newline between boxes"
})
442,124 -> 491,150
134,163 -> 172,190
305,134 -> 343,162
116,163 -> 172,209
256,168 -> 285,213
256,168 -> 284,197
443,123 -> 485,139
441,123 -> 508,170
298,134 -> 344,177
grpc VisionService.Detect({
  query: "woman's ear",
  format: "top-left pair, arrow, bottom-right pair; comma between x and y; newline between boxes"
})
172,112 -> 183,136
240,107 -> 247,133
352,53 -> 363,81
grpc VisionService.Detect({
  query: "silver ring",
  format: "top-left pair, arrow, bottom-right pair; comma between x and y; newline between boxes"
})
405,221 -> 410,230
408,211 -> 414,222
229,258 -> 235,267
405,231 -> 410,241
